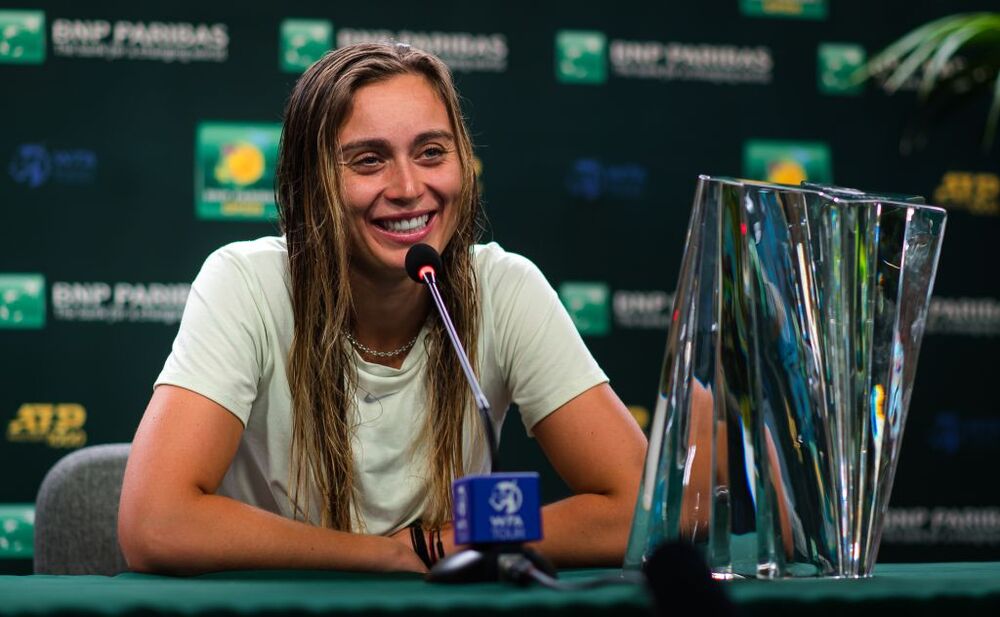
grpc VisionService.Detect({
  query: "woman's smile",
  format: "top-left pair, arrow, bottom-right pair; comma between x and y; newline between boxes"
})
369,210 -> 438,241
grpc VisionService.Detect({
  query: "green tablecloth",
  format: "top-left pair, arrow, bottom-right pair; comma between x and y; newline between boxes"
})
2,563 -> 999,616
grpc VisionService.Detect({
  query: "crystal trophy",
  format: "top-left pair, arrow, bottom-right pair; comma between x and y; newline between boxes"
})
624,176 -> 946,578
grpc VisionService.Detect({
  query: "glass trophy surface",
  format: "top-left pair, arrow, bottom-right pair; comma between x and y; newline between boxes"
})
625,176 -> 946,578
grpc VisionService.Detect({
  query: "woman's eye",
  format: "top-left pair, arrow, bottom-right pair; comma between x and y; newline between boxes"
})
350,154 -> 384,170
419,146 -> 446,161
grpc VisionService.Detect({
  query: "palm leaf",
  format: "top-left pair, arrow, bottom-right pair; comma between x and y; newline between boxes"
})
983,70 -> 1000,150
860,12 -> 1000,151
858,13 -> 974,84
920,15 -> 1000,97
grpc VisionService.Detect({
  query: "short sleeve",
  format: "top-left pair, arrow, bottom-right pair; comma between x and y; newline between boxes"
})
482,245 -> 608,434
154,247 -> 267,426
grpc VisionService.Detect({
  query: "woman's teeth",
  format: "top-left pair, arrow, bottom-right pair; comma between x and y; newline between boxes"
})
380,214 -> 430,233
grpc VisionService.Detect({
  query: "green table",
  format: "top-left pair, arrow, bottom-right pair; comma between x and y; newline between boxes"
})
1,563 -> 998,616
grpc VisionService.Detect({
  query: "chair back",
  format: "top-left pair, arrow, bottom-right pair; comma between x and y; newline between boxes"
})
33,443 -> 131,575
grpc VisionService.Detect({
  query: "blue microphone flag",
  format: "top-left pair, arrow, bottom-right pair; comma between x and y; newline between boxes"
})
453,472 -> 542,545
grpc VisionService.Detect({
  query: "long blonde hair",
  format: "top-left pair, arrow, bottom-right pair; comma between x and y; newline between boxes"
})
276,43 -> 483,530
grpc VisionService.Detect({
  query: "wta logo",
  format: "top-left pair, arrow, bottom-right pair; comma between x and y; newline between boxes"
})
488,481 -> 524,515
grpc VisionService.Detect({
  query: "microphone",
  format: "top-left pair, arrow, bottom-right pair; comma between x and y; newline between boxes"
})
405,243 -> 443,285
405,243 -> 554,584
406,243 -> 495,471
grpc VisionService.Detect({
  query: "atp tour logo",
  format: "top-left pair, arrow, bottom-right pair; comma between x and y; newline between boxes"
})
6,403 -> 87,449
0,10 -> 46,64
933,171 -> 1000,216
195,122 -> 281,221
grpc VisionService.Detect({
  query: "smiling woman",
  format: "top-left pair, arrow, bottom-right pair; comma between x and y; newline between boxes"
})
337,73 -> 462,276
117,43 -> 647,576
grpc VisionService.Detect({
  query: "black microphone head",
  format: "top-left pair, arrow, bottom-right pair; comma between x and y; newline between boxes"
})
405,243 -> 443,284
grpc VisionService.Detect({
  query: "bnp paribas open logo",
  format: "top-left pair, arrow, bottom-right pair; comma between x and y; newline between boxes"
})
0,504 -> 33,558
817,43 -> 866,96
195,122 -> 281,221
559,282 -> 610,336
280,19 -> 333,73
743,140 -> 833,186
740,0 -> 827,20
0,10 -> 46,64
555,30 -> 607,85
0,274 -> 46,329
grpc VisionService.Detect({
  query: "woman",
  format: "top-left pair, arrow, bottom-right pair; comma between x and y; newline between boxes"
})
118,43 -> 647,575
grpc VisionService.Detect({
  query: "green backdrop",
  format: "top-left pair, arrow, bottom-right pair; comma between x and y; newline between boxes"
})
2,0 -> 999,570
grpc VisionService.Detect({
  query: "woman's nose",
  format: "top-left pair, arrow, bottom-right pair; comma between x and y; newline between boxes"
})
384,159 -> 422,203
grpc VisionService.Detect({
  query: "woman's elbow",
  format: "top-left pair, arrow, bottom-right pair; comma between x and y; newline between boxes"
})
117,497 -> 188,574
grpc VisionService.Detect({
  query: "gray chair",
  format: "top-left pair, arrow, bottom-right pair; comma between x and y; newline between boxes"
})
33,443 -> 131,575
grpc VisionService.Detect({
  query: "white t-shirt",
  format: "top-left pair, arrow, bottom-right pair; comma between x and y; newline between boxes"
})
155,237 -> 607,535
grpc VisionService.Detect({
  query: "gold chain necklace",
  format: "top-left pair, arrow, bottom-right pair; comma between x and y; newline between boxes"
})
344,330 -> 418,359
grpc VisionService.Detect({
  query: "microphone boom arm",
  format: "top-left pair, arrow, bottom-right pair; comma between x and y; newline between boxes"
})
423,271 -> 498,472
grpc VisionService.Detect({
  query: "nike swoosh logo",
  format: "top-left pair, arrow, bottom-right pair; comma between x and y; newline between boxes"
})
363,391 -> 398,404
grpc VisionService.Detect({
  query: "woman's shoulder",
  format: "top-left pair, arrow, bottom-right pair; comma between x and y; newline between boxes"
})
209,236 -> 287,267
197,236 -> 289,297
473,242 -> 544,283
473,242 -> 555,305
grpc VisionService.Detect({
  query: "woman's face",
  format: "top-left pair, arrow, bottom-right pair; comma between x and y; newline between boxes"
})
337,72 -> 462,280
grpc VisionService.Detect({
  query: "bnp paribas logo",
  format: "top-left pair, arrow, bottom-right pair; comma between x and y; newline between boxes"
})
559,282 -> 610,336
740,0 -> 827,20
0,10 -> 46,64
817,43 -> 866,95
555,30 -> 607,85
195,122 -> 282,221
280,19 -> 333,73
743,140 -> 833,186
0,274 -> 46,329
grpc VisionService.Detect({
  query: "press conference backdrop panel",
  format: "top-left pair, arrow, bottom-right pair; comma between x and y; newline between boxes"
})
2,0 -> 998,568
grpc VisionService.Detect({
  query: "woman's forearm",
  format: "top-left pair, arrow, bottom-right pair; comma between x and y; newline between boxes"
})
530,491 -> 636,567
119,490 -> 424,575
433,492 -> 633,568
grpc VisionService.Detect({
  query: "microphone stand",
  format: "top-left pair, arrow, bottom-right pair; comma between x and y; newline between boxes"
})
418,268 -> 556,584
421,268 -> 496,472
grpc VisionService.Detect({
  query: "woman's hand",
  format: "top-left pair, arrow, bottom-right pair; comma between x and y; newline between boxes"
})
382,533 -> 429,573
388,523 -> 463,567
436,522 -> 461,559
